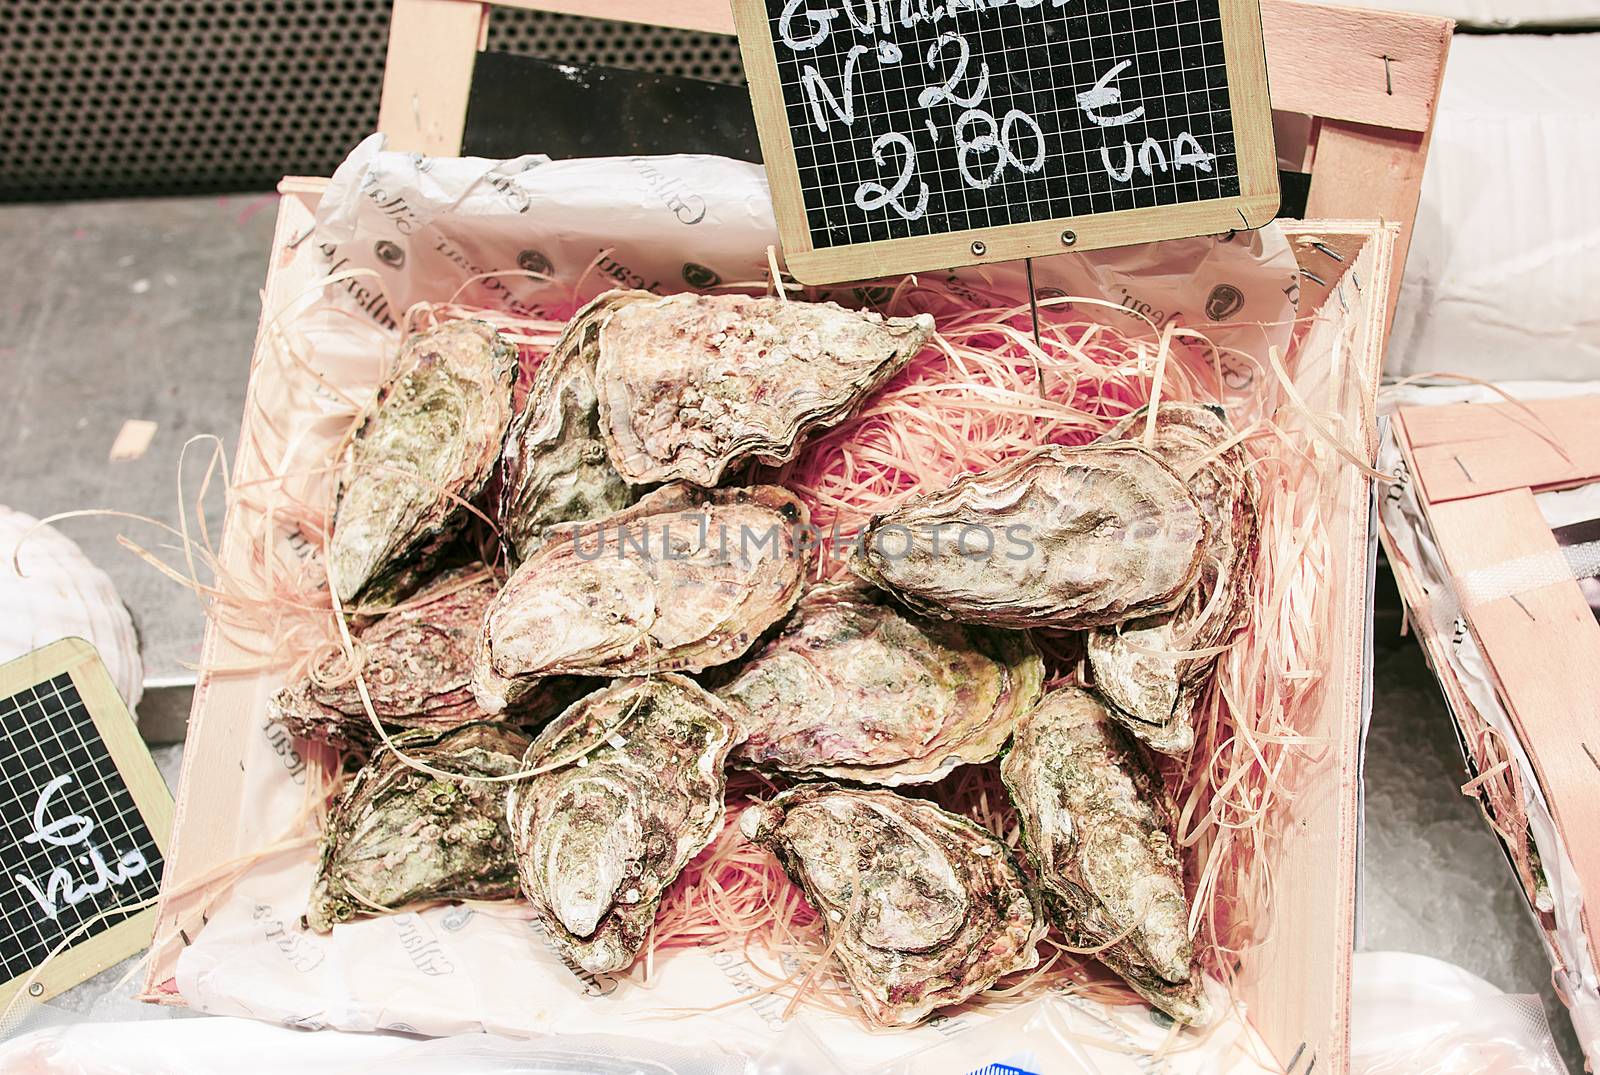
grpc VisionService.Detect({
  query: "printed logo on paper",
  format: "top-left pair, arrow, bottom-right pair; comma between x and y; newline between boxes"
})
374,240 -> 406,270
965,1061 -> 1038,1075
1206,283 -> 1246,321
518,249 -> 554,278
682,262 -> 722,289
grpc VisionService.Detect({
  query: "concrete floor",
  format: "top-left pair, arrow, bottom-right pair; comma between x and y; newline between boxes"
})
0,193 -> 1581,1070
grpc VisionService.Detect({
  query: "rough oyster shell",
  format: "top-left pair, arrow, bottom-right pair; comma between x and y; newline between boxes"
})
1087,404 -> 1260,754
472,483 -> 809,713
305,722 -> 528,933
328,320 -> 517,606
497,291 -> 652,563
506,675 -> 741,974
999,687 -> 1211,1025
741,783 -> 1045,1027
268,568 -> 588,754
595,293 -> 934,487
851,444 -> 1209,630
720,582 -> 1043,785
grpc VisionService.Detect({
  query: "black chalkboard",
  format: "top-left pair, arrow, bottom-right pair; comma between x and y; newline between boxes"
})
735,0 -> 1279,283
0,640 -> 170,1003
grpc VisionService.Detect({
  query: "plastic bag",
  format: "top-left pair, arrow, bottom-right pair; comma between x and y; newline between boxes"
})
1351,953 -> 1567,1075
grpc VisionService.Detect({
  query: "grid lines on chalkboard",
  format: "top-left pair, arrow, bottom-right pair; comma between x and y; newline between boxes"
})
0,674 -> 164,984
767,0 -> 1240,250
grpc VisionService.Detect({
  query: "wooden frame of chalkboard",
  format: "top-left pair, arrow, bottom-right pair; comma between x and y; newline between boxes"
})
731,0 -> 1282,284
0,638 -> 172,1008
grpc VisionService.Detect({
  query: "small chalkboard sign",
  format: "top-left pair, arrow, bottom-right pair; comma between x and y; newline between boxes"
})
0,638 -> 170,1007
733,0 -> 1279,284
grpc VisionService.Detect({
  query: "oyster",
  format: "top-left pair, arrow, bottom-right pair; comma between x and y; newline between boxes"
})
851,444 -> 1209,630
328,320 -> 518,606
741,783 -> 1044,1027
306,722 -> 528,933
506,675 -> 741,974
720,582 -> 1043,784
595,293 -> 934,487
1086,404 -> 1260,754
497,291 -> 652,563
472,483 -> 809,713
268,568 -> 587,754
1000,687 -> 1210,1025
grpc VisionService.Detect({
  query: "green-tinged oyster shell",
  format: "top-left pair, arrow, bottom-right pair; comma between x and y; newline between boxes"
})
306,722 -> 529,933
741,783 -> 1044,1028
1086,404 -> 1260,755
851,444 -> 1209,630
268,567 -> 589,755
328,320 -> 517,607
720,581 -> 1043,785
471,483 -> 809,713
506,675 -> 741,974
596,293 -> 934,487
1000,687 -> 1211,1025
497,291 -> 652,563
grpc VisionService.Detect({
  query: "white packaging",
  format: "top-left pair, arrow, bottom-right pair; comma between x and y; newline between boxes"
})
1385,34 -> 1600,382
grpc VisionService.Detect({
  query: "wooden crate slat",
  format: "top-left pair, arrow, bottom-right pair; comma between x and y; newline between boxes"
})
487,0 -> 736,34
1403,396 -> 1600,504
1260,1 -> 1450,133
377,0 -> 487,159
1422,485 -> 1600,975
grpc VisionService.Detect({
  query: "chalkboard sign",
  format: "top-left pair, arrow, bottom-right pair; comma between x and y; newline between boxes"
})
0,638 -> 171,1007
733,0 -> 1279,284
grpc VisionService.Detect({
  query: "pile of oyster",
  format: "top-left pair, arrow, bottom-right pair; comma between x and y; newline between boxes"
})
286,295 -> 1258,1030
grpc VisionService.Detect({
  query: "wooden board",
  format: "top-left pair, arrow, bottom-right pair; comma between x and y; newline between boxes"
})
730,0 -> 1281,284
0,639 -> 172,1008
1413,483 -> 1600,974
1236,222 -> 1392,1075
1401,396 -> 1600,505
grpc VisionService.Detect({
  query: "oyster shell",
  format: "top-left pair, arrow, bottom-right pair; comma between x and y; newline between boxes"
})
497,291 -> 652,563
851,444 -> 1209,630
741,783 -> 1045,1027
328,320 -> 518,606
720,582 -> 1043,785
1086,404 -> 1260,754
506,675 -> 741,974
306,722 -> 528,933
268,568 -> 587,754
472,483 -> 809,713
1000,687 -> 1210,1025
595,293 -> 934,487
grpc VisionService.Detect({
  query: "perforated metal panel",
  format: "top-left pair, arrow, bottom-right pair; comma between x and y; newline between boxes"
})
0,2 -> 745,202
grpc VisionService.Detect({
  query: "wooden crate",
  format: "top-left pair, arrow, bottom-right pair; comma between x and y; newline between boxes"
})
143,4 -> 1440,1071
376,0 -> 1451,339
142,173 -> 1394,1072
1383,396 -> 1600,997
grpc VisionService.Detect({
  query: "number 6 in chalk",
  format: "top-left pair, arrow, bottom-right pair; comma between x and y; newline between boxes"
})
855,133 -> 929,221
